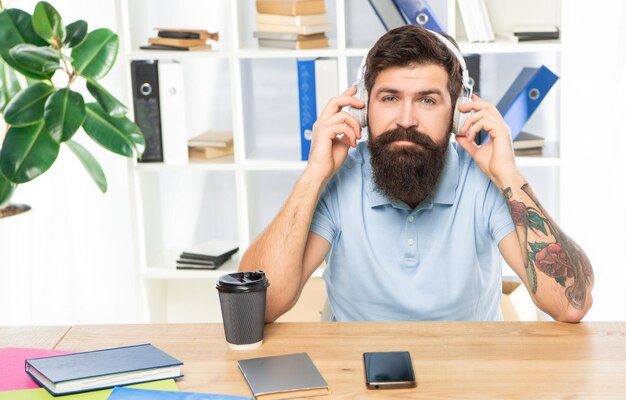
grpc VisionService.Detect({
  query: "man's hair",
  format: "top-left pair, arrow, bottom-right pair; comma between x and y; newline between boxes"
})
364,25 -> 464,107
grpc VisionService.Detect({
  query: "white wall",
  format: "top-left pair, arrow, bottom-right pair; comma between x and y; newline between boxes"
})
5,0 -> 140,324
561,1 -> 626,320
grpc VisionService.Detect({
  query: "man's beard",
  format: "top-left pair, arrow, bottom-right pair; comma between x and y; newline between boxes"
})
368,127 -> 448,207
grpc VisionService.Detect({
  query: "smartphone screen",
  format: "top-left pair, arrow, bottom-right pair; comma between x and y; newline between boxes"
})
363,351 -> 417,389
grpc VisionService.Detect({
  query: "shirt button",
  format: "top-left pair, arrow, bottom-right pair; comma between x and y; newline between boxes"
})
408,239 -> 415,246
408,216 -> 415,222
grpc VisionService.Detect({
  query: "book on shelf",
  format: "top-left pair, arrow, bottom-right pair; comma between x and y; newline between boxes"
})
256,23 -> 330,35
108,387 -> 252,400
514,147 -> 543,156
188,131 -> 233,148
237,353 -> 331,400
181,239 -> 239,261
253,31 -> 325,41
512,131 -> 545,150
188,146 -> 233,161
25,344 -> 183,396
148,37 -> 208,48
256,12 -> 328,26
258,37 -> 329,49
155,28 -> 219,41
256,0 -> 326,16
140,44 -> 213,51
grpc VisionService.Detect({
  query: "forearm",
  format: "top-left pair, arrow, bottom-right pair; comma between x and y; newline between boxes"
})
499,174 -> 594,322
239,167 -> 328,322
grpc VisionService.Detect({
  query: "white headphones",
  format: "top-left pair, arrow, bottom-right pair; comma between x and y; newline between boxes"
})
347,29 -> 474,136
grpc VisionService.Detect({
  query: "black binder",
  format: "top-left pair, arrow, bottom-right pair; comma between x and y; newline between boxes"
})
130,60 -> 163,162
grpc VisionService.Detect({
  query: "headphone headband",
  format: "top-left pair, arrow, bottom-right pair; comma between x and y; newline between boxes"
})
355,28 -> 469,88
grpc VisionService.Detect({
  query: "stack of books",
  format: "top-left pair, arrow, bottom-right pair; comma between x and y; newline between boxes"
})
141,28 -> 219,51
177,240 -> 239,270
187,130 -> 234,161
513,131 -> 545,156
254,0 -> 330,49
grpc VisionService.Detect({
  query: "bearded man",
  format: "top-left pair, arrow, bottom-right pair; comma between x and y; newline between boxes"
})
239,25 -> 594,323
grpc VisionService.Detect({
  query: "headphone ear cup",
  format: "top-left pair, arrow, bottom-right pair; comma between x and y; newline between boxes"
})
346,85 -> 368,128
452,95 -> 473,136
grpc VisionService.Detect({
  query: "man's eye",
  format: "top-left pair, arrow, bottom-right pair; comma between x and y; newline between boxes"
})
421,98 -> 435,105
382,96 -> 397,102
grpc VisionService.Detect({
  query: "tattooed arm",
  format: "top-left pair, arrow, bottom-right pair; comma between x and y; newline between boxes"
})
497,179 -> 594,321
455,95 -> 594,322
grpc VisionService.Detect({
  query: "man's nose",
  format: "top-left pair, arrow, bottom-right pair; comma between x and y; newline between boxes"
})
395,101 -> 418,129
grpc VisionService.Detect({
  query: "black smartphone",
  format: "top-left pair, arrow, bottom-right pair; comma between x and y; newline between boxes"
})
363,351 -> 417,389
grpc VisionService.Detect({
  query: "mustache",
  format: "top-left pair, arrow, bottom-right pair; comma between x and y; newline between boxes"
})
372,127 -> 441,149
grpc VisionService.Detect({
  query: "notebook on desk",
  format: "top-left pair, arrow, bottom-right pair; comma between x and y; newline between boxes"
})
237,352 -> 330,400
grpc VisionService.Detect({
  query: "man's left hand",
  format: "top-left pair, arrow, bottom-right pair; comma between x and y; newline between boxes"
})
454,94 -> 522,188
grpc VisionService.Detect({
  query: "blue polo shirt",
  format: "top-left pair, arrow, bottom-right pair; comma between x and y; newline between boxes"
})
310,141 -> 515,321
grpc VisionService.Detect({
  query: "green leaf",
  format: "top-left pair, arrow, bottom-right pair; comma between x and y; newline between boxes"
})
0,121 -> 60,183
9,44 -> 61,78
66,139 -> 107,193
0,59 -> 22,112
526,262 -> 537,294
527,210 -> 548,235
44,88 -> 85,142
32,1 -> 66,44
0,170 -> 17,208
72,28 -> 119,80
3,82 -> 54,126
529,241 -> 549,254
555,276 -> 567,287
64,20 -> 87,48
83,103 -> 144,157
86,79 -> 127,117
0,9 -> 50,79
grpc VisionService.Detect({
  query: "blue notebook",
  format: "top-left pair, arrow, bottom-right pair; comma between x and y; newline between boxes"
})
107,387 -> 252,400
25,344 -> 183,396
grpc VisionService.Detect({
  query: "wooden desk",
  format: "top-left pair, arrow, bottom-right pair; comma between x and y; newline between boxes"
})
3,322 -> 626,398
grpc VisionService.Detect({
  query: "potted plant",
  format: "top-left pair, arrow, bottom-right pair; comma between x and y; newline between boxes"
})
0,0 -> 144,216
0,1 -> 144,323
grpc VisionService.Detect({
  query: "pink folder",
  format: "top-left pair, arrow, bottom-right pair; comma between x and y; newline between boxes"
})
0,347 -> 71,391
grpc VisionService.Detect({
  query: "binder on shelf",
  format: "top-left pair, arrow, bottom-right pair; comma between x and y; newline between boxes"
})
478,65 -> 559,144
367,0 -> 443,32
131,60 -> 188,164
393,0 -> 444,32
297,58 -> 339,161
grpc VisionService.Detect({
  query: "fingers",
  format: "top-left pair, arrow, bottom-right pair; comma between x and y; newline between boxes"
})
314,111 -> 361,147
318,86 -> 365,121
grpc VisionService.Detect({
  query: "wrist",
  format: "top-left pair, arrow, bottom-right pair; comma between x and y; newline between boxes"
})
492,169 -> 525,192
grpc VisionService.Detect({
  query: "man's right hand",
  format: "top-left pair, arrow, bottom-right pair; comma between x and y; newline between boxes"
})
305,86 -> 364,180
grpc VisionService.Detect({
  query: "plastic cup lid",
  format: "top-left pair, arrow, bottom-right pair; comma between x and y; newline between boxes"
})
216,271 -> 270,292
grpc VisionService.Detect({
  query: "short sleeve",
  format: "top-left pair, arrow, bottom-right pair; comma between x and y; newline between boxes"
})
309,183 -> 339,244
483,181 -> 515,244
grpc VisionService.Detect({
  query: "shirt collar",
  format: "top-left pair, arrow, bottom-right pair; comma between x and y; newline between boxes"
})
364,141 -> 459,208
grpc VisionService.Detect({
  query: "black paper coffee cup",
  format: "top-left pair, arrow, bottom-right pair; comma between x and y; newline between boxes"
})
216,271 -> 270,350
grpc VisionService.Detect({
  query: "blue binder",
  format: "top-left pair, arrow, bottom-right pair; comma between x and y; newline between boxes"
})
393,0 -> 444,32
480,65 -> 559,144
367,0 -> 444,32
297,59 -> 316,161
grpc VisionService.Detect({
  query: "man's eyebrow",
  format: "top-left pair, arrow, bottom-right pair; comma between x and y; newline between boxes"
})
374,87 -> 445,97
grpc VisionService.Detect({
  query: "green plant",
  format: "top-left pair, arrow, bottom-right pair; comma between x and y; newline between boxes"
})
0,1 -> 144,209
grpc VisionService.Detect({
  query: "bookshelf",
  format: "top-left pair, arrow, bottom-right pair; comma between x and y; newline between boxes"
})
116,0 -> 563,322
